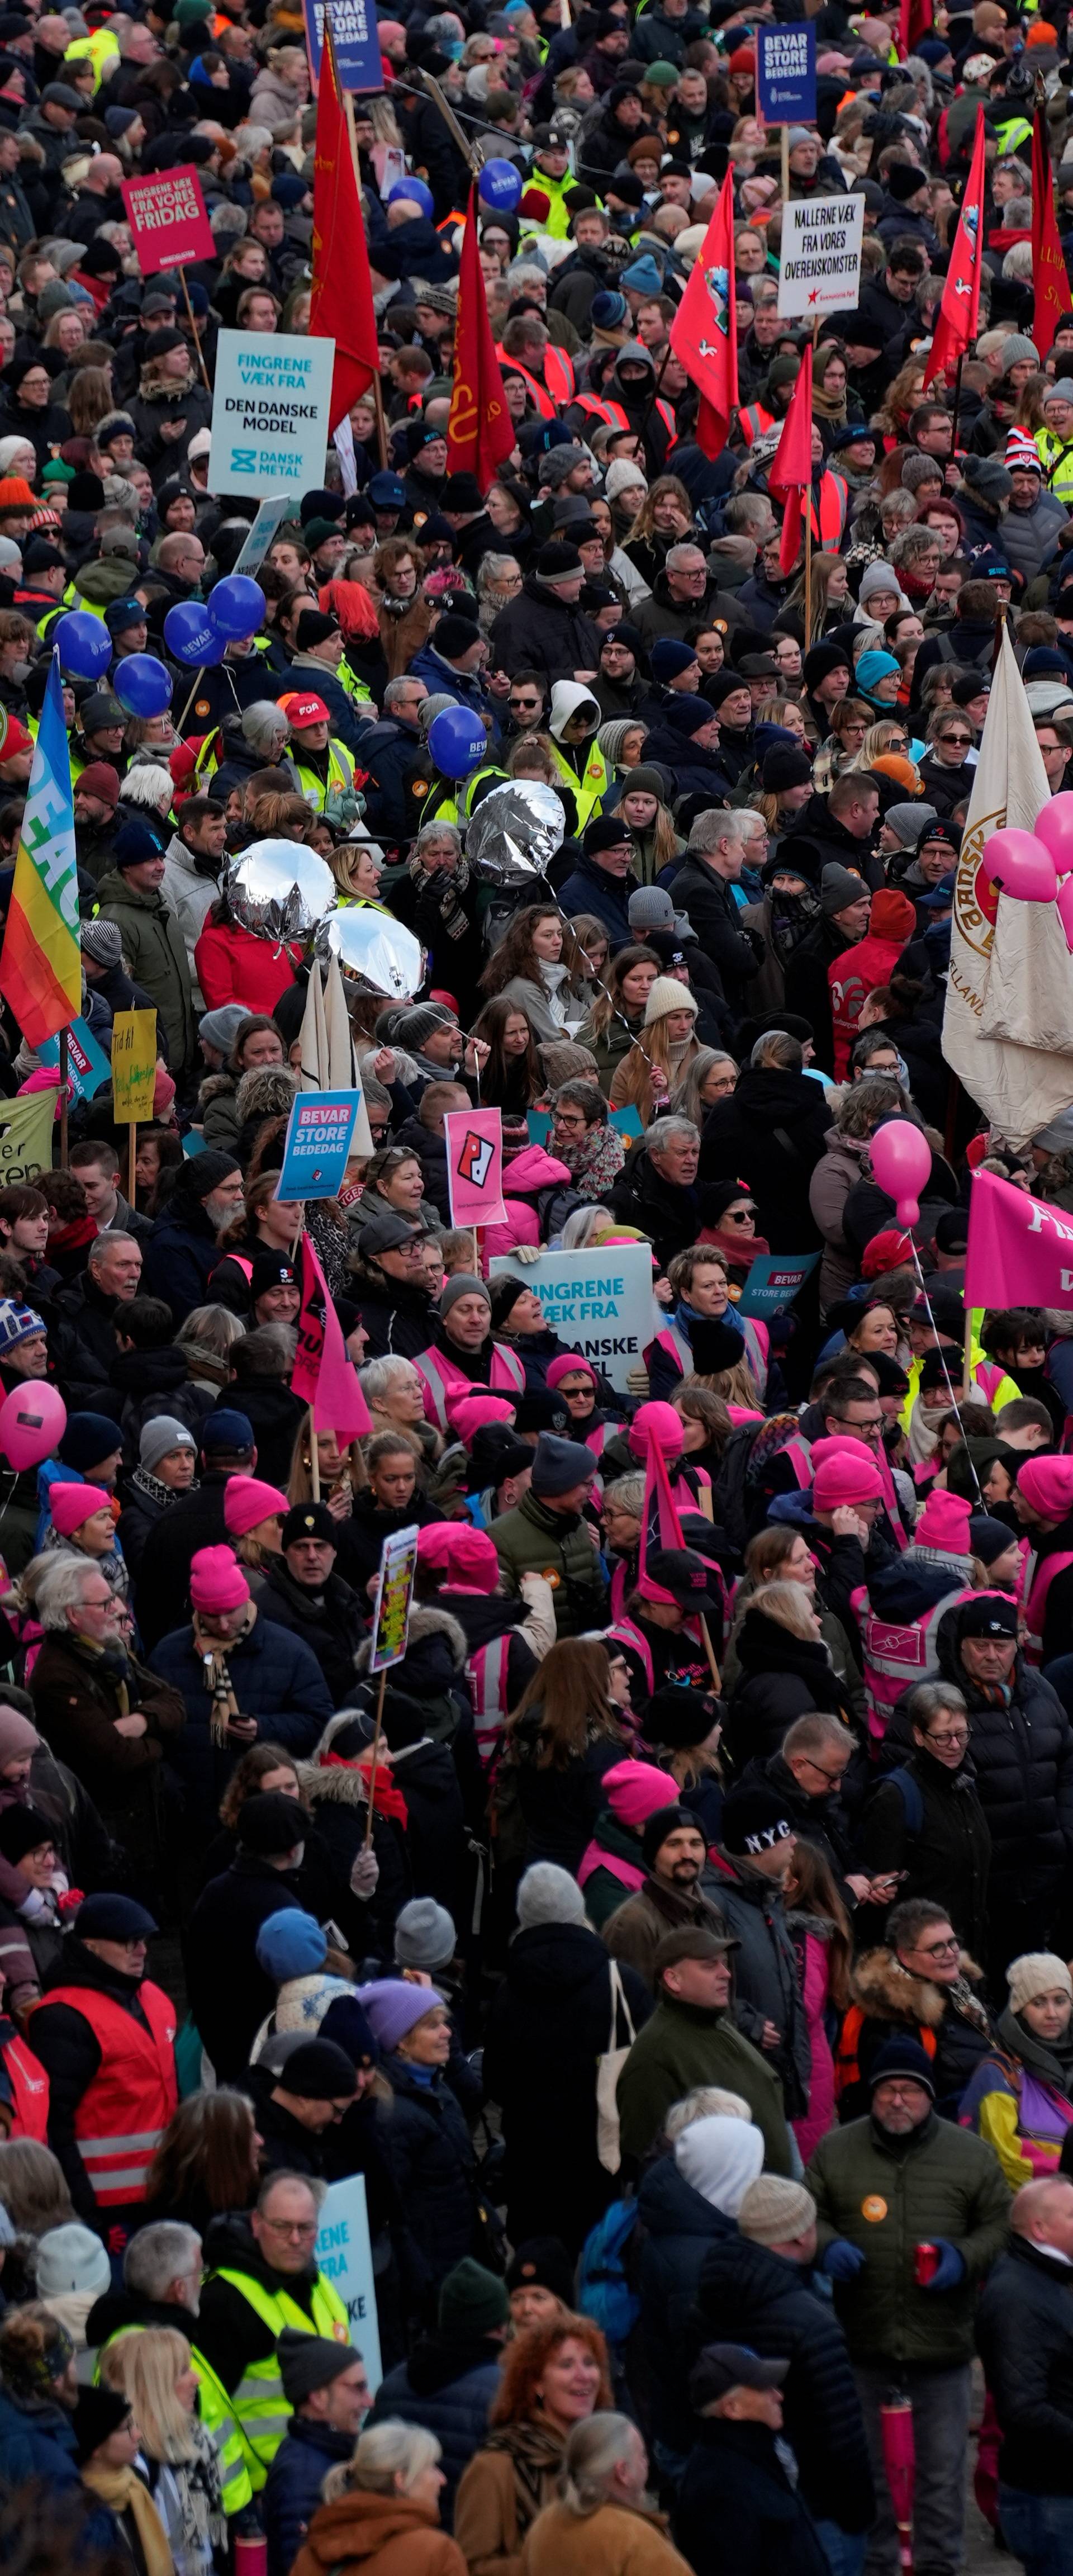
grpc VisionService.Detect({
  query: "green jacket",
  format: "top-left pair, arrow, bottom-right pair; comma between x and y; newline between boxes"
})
804,2111 -> 1011,2369
96,869 -> 196,1076
492,1488 -> 608,1637
616,1994 -> 794,2175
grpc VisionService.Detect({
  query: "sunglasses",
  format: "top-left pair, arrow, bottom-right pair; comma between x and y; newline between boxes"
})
942,732 -> 971,747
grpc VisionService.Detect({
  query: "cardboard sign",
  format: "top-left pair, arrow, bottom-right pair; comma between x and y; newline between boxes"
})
277,1091 -> 363,1200
231,494 -> 295,576
302,0 -> 384,89
757,23 -> 816,122
369,1521 -> 419,1673
0,1091 -> 55,1187
39,1017 -> 110,1102
315,2176 -> 383,2391
444,1105 -> 507,1230
777,192 -> 865,319
738,1252 -> 820,1319
121,167 -> 215,276
208,329 -> 336,500
488,1242 -> 655,1397
111,1010 -> 157,1125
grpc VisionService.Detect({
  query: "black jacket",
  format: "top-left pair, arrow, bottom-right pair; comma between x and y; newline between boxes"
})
700,1068 -> 833,1251
675,2421 -> 830,2576
856,1735 -> 991,1963
783,917 -> 862,1077
705,1846 -> 811,2119
254,1558 -> 365,1710
484,1920 -> 651,2255
635,2153 -> 736,2448
607,1143 -> 725,1272
489,577 -> 601,686
208,1381 -> 305,1489
335,1488 -> 440,1594
184,1855 -> 305,2083
663,853 -> 763,1022
197,2212 -> 329,2396
977,2234 -> 1073,2497
693,2232 -> 875,2531
51,1273 -> 128,1420
133,1472 -> 232,1651
780,797 -> 881,893
936,1603 -> 1073,1911
725,1608 -> 856,1772
350,1275 -> 434,1362
374,2053 -> 495,2306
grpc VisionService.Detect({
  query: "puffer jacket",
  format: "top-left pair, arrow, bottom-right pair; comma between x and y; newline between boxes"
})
693,2231 -> 875,2534
636,2153 -> 735,2447
936,1602 -> 1073,1913
804,2106 -> 1011,2367
836,1945 -> 994,2123
264,2417 -> 355,2576
704,1847 -> 812,2120
291,2489 -> 466,2576
368,2336 -> 501,2525
375,2053 -> 499,2303
809,1129 -> 873,1311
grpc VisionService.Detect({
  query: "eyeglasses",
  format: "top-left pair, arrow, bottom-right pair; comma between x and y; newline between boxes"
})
915,1937 -> 960,1959
262,2217 -> 319,2238
925,1729 -> 968,1749
510,695 -> 541,711
804,1758 -> 848,1784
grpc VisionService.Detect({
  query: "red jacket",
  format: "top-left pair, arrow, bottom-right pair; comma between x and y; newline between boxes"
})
827,887 -> 917,1078
193,918 -> 302,1012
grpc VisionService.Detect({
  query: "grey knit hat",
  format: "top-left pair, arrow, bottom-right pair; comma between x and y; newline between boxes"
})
885,800 -> 938,850
199,1004 -> 248,1055
394,1002 -> 458,1054
80,920 -> 122,967
821,863 -> 868,917
738,2176 -> 817,2247
440,1272 -> 491,1317
140,1416 -> 197,1475
394,1897 -> 457,1968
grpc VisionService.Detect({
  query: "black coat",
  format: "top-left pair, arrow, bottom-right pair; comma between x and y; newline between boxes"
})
663,852 -> 763,1022
254,1558 -> 365,1708
209,1381 -> 305,1489
977,2234 -> 1073,2497
132,1473 -> 232,1651
779,797 -> 882,893
856,1737 -> 991,1962
936,1603 -> 1073,1920
692,2232 -> 875,2533
783,918 -> 860,1076
607,1144 -> 721,1272
350,1275 -> 434,1362
336,1488 -> 440,1594
51,1273 -> 126,1419
184,1855 -> 305,2082
675,2421 -> 830,2576
704,1846 -> 812,2119
483,1920 -> 651,2254
700,1068 -> 833,1251
375,2055 -> 496,2307
490,578 -> 601,686
725,1607 -> 853,1772
635,2153 -> 735,2447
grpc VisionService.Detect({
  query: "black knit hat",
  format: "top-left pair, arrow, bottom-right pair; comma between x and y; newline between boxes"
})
279,2039 -> 358,2101
236,1791 -> 308,1856
644,1684 -> 720,1752
505,2236 -> 577,2306
278,2331 -> 361,2404
282,1502 -> 337,1548
640,1802 -> 699,1869
0,1803 -> 56,1863
535,540 -> 582,578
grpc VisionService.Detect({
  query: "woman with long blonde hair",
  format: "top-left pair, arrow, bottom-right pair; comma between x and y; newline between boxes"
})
610,981 -> 701,1125
99,2327 -> 225,2576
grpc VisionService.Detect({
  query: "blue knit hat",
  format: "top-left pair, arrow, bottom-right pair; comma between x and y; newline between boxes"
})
651,636 -> 699,680
255,1909 -> 327,1982
590,289 -> 629,329
854,650 -> 900,696
58,1414 -> 122,1471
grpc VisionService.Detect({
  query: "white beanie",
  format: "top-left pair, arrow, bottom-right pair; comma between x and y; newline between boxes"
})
674,2112 -> 765,2215
1007,1953 -> 1073,2014
644,975 -> 699,1027
605,459 -> 648,501
36,2223 -> 111,2297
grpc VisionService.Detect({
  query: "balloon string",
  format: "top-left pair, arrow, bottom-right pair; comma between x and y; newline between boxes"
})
904,1235 -> 984,1509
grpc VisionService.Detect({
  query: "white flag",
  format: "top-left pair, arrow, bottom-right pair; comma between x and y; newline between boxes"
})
943,624 -> 1073,1149
297,955 -> 374,1155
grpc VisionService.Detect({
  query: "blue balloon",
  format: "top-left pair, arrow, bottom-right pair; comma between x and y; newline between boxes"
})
206,574 -> 267,642
478,158 -> 523,213
164,600 -> 222,667
112,654 -> 173,718
428,704 -> 486,780
387,176 -> 435,219
53,610 -> 111,681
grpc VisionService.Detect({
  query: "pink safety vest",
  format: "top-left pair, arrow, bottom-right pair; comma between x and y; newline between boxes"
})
465,1631 -> 510,1772
850,1581 -> 973,1742
1023,1545 -> 1073,1664
414,1342 -> 525,1431
651,1316 -> 770,1398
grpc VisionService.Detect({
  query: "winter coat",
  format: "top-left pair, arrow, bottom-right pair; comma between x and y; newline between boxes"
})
375,2052 -> 498,2303
693,2231 -> 875,2532
482,1148 -> 577,1265
94,869 -> 196,1076
791,1921 -> 838,2164
352,1274 -> 435,1363
632,572 -> 723,648
699,1067 -> 833,1252
141,1202 -> 233,1328
28,1939 -> 177,2230
159,834 -> 221,1001
996,487 -> 1067,585
484,1920 -> 651,2253
149,1614 -> 333,1824
616,1995 -> 794,2173
856,1739 -> 991,1964
492,1490 -> 607,1641
603,1876 -> 728,1991
291,2488 -> 466,2576
253,1557 -> 365,1709
205,1379 -> 305,1488
663,854 -> 762,1021
606,1144 -> 719,1273
522,2502 -> 690,2576
976,2234 -> 1073,2497
51,1270 -> 130,1419
369,2338 -> 502,2526
264,2417 -> 355,2576
502,1715 -> 626,1877
193,916 -> 300,1015
29,1630 -> 185,1850
635,2152 -> 736,2447
704,1848 -> 811,2120
131,1474 -> 232,1651
836,1944 -> 994,2123
809,1129 -> 874,1310
936,1603 -> 1073,1920
674,2421 -> 830,2576
804,2105 -> 1012,2367
725,1608 -> 853,1772
184,1853 -> 306,2081
554,850 -> 639,950
0,2386 -> 117,2555
489,577 -> 601,686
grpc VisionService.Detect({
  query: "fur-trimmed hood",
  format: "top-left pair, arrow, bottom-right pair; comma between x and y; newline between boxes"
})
851,1945 -> 985,2029
235,1064 -> 298,1124
353,1603 -> 468,1675
293,1712 -> 370,1808
197,1069 -> 236,1112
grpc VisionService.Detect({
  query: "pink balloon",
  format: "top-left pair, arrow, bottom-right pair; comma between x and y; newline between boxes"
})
869,1117 -> 932,1206
1058,876 -> 1073,956
984,828 -> 1058,905
895,1197 -> 920,1229
1033,794 -> 1073,875
0,1382 -> 66,1472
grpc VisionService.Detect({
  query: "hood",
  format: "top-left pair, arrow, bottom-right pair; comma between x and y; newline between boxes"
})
506,1921 -> 614,2001
164,833 -> 210,886
354,1602 -> 468,1677
549,679 -> 600,741
505,1144 -> 572,1194
288,2494 -> 440,2569
609,341 -> 656,401
637,2151 -> 737,2243
870,888 -> 918,942
77,557 -> 140,605
849,1943 -> 982,2027
94,868 -> 162,913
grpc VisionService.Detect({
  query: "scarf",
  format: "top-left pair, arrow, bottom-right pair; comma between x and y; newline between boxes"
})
44,1526 -> 128,1598
1001,2004 -> 1073,2094
320,1749 -> 409,1826
557,1120 -> 624,1201
483,2419 -> 565,2530
693,1227 -> 770,1280
80,2462 -> 173,2576
192,1604 -> 256,1742
407,849 -> 471,943
945,1972 -> 991,2039
69,1632 -> 131,1714
130,1465 -> 199,1514
812,378 -> 848,425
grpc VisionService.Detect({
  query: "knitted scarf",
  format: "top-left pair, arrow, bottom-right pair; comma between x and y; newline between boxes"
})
192,1604 -> 257,1742
80,2463 -> 173,2576
130,1465 -> 199,1514
407,849 -> 472,943
149,2418 -> 225,2565
557,1121 -> 625,1201
482,2420 -> 565,2530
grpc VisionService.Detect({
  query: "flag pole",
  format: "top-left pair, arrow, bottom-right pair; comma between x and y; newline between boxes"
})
950,348 -> 967,460
59,1029 -> 69,1171
178,266 -> 212,396
127,1122 -> 137,1210
338,65 -> 390,471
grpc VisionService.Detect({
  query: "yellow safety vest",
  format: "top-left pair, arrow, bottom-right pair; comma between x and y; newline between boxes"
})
549,736 -> 609,831
210,2267 -> 349,2485
94,2323 -> 254,2516
527,163 -> 575,239
419,779 -> 460,826
1036,426 -> 1073,504
65,26 -> 120,83
292,741 -> 355,812
462,760 -> 507,817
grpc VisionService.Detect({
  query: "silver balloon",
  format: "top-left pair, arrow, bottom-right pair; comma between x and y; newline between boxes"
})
464,781 -> 564,881
224,840 -> 338,943
315,903 -> 424,1001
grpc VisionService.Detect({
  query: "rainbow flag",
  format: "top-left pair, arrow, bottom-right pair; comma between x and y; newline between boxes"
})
0,652 -> 80,1048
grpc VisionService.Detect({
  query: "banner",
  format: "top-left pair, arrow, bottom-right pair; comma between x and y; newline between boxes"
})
369,1521 -> 419,1671
207,329 -> 335,501
291,1233 -> 372,1439
111,1010 -> 156,1124
445,1106 -> 507,1229
964,1168 -> 1073,1309
757,23 -> 815,121
668,167 -> 737,459
278,1090 -> 363,1199
314,2177 -> 382,2390
777,193 -> 864,319
487,1242 -> 655,1397
0,653 -> 79,1050
739,1252 -> 820,1319
1032,103 -> 1070,362
302,0 -> 384,88
309,18 -> 380,429
120,167 -> 214,275
38,1017 -> 110,1102
0,1091 -> 56,1187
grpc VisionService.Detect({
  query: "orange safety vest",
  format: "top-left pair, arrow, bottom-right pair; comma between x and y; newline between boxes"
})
33,1980 -> 177,2204
4,2033 -> 48,2142
809,472 -> 847,547
835,2006 -> 937,2100
738,402 -> 774,446
496,342 -> 575,418
571,394 -> 631,430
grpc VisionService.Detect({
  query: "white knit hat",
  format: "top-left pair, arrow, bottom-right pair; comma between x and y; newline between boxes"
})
605,458 -> 648,500
1007,1952 -> 1073,2013
644,974 -> 699,1026
674,2113 -> 765,2215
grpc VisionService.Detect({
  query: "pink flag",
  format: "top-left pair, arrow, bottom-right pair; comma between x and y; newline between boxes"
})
292,1234 -> 372,1441
444,1105 -> 507,1230
964,1168 -> 1073,1309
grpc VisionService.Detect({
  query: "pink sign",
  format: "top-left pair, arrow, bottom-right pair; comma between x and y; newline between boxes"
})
444,1106 -> 507,1230
121,168 -> 215,276
964,1167 -> 1073,1309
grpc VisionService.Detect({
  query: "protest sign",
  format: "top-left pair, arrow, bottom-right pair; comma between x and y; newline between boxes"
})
0,1092 -> 55,1188
39,1018 -> 110,1103
488,1242 -> 655,1397
757,23 -> 815,122
277,1091 -> 362,1200
314,2177 -> 382,2390
445,1106 -> 507,1229
232,495 -> 295,576
111,1011 -> 156,1125
207,330 -> 336,500
301,0 -> 384,88
739,1252 -> 820,1320
965,1168 -> 1073,1307
121,168 -> 215,275
369,1522 -> 419,1673
777,193 -> 864,319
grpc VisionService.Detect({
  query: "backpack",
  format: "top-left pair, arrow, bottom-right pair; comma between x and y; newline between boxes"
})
710,1421 -> 761,1556
886,1767 -> 924,1834
576,2198 -> 640,2343
536,1178 -> 586,1238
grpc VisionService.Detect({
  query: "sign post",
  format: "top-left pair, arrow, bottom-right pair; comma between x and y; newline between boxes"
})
207,329 -> 336,504
757,23 -> 816,123
120,168 -> 216,393
364,1522 -> 419,1846
777,193 -> 865,321
111,1008 -> 156,1208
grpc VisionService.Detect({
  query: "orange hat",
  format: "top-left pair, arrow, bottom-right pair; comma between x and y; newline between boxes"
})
871,752 -> 921,792
0,479 -> 36,509
0,715 -> 32,762
281,692 -> 330,729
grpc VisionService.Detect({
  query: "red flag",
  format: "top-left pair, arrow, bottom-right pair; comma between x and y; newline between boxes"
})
898,0 -> 932,58
923,108 -> 985,389
669,167 -> 738,458
1033,102 -> 1070,362
292,1234 -> 372,1442
769,343 -> 813,577
447,184 -> 516,489
310,24 -> 380,433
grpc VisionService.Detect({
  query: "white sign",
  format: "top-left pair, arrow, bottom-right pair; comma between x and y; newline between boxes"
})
207,329 -> 336,500
488,1241 -> 656,1396
777,192 -> 865,320
231,493 -> 295,573
315,2175 -> 383,2394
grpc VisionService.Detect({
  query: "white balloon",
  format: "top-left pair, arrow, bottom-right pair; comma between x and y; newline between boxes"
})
465,780 -> 564,880
224,840 -> 338,943
316,902 -> 424,1000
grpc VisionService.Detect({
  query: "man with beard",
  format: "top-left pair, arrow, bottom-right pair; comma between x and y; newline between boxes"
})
604,1780 -> 728,1988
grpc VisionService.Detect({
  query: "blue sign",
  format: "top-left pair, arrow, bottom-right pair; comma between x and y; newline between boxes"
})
756,23 -> 816,124
302,0 -> 384,91
739,1251 -> 820,1321
39,1016 -> 110,1102
277,1089 -> 362,1201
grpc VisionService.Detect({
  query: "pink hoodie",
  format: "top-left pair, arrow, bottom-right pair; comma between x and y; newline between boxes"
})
482,1145 -> 574,1264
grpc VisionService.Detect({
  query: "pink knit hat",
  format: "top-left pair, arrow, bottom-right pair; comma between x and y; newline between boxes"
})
49,1483 -> 111,1537
190,1546 -> 250,1613
915,1490 -> 972,1552
602,1759 -> 681,1829
446,1393 -> 515,1446
1014,1455 -> 1073,1521
416,1523 -> 500,1589
813,1450 -> 884,1509
547,1353 -> 597,1391
628,1400 -> 684,1461
810,1435 -> 871,1470
224,1476 -> 290,1537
